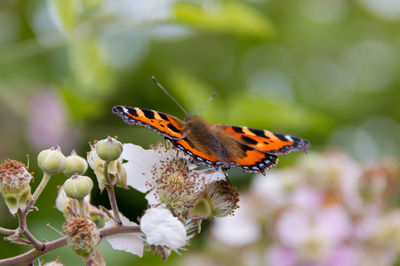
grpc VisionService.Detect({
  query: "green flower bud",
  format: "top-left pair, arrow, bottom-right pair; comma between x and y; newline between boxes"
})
87,146 -> 127,192
108,160 -> 127,189
63,151 -> 88,177
0,160 -> 33,215
64,216 -> 100,259
38,147 -> 66,175
64,175 -> 93,200
95,137 -> 123,161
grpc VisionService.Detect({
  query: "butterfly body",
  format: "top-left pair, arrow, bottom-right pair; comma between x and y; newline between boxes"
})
112,105 -> 310,174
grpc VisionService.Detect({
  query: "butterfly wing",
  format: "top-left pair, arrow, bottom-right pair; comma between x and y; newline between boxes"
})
218,125 -> 310,155
170,138 -> 277,174
112,106 -> 184,139
228,144 -> 278,174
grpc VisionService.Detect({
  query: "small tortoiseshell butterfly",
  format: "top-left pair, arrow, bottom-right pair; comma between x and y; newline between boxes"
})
112,79 -> 310,175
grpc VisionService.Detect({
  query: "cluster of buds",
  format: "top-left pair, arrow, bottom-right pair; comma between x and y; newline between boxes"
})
0,136 -> 242,263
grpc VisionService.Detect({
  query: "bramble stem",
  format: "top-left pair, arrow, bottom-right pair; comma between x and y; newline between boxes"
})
103,161 -> 122,225
0,227 -> 16,235
17,209 -> 44,251
0,225 -> 141,265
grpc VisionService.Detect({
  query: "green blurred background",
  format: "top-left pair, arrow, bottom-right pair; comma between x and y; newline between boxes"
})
0,0 -> 399,265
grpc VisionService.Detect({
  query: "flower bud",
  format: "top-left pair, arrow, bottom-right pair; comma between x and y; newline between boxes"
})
95,137 -> 123,161
38,147 -> 66,175
64,216 -> 100,259
0,160 -> 33,215
64,175 -> 93,200
189,180 -> 239,219
108,160 -> 127,189
63,151 -> 88,177
87,146 -> 127,192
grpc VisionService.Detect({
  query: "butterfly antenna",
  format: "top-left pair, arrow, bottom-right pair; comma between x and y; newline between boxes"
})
195,91 -> 216,116
152,76 -> 189,116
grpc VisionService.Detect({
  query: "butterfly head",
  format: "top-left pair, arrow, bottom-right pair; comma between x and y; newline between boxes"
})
184,115 -> 194,122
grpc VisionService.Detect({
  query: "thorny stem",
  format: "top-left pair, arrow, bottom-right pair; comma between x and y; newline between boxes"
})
0,225 -> 141,265
17,209 -> 44,251
103,160 -> 122,225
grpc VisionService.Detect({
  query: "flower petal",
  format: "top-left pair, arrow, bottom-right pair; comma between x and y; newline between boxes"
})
122,143 -> 160,193
140,205 -> 186,250
104,215 -> 143,257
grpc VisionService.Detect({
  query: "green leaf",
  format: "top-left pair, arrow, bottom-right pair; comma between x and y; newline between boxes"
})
174,1 -> 274,40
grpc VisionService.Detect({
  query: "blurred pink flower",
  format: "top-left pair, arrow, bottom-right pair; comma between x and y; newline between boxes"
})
325,246 -> 359,266
26,91 -> 79,151
265,246 -> 297,266
208,151 -> 400,266
276,204 -> 352,262
290,186 -> 324,210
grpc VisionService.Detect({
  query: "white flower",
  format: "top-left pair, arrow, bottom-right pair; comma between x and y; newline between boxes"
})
140,205 -> 187,250
122,142 -> 225,209
104,215 -> 144,257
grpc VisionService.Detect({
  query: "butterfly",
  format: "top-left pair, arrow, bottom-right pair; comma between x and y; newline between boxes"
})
112,105 -> 310,175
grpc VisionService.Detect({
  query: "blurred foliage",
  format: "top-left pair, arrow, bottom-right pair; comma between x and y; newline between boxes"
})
0,0 -> 399,265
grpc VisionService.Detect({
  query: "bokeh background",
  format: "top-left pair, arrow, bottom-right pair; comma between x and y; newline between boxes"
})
0,0 -> 400,265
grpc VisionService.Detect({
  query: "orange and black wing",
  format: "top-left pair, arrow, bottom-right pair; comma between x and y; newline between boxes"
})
112,106 -> 184,139
228,144 -> 278,174
219,125 -> 310,155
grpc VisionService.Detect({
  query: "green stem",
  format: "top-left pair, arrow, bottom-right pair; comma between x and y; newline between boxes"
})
103,161 -> 122,225
31,173 -> 51,203
78,199 -> 85,217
